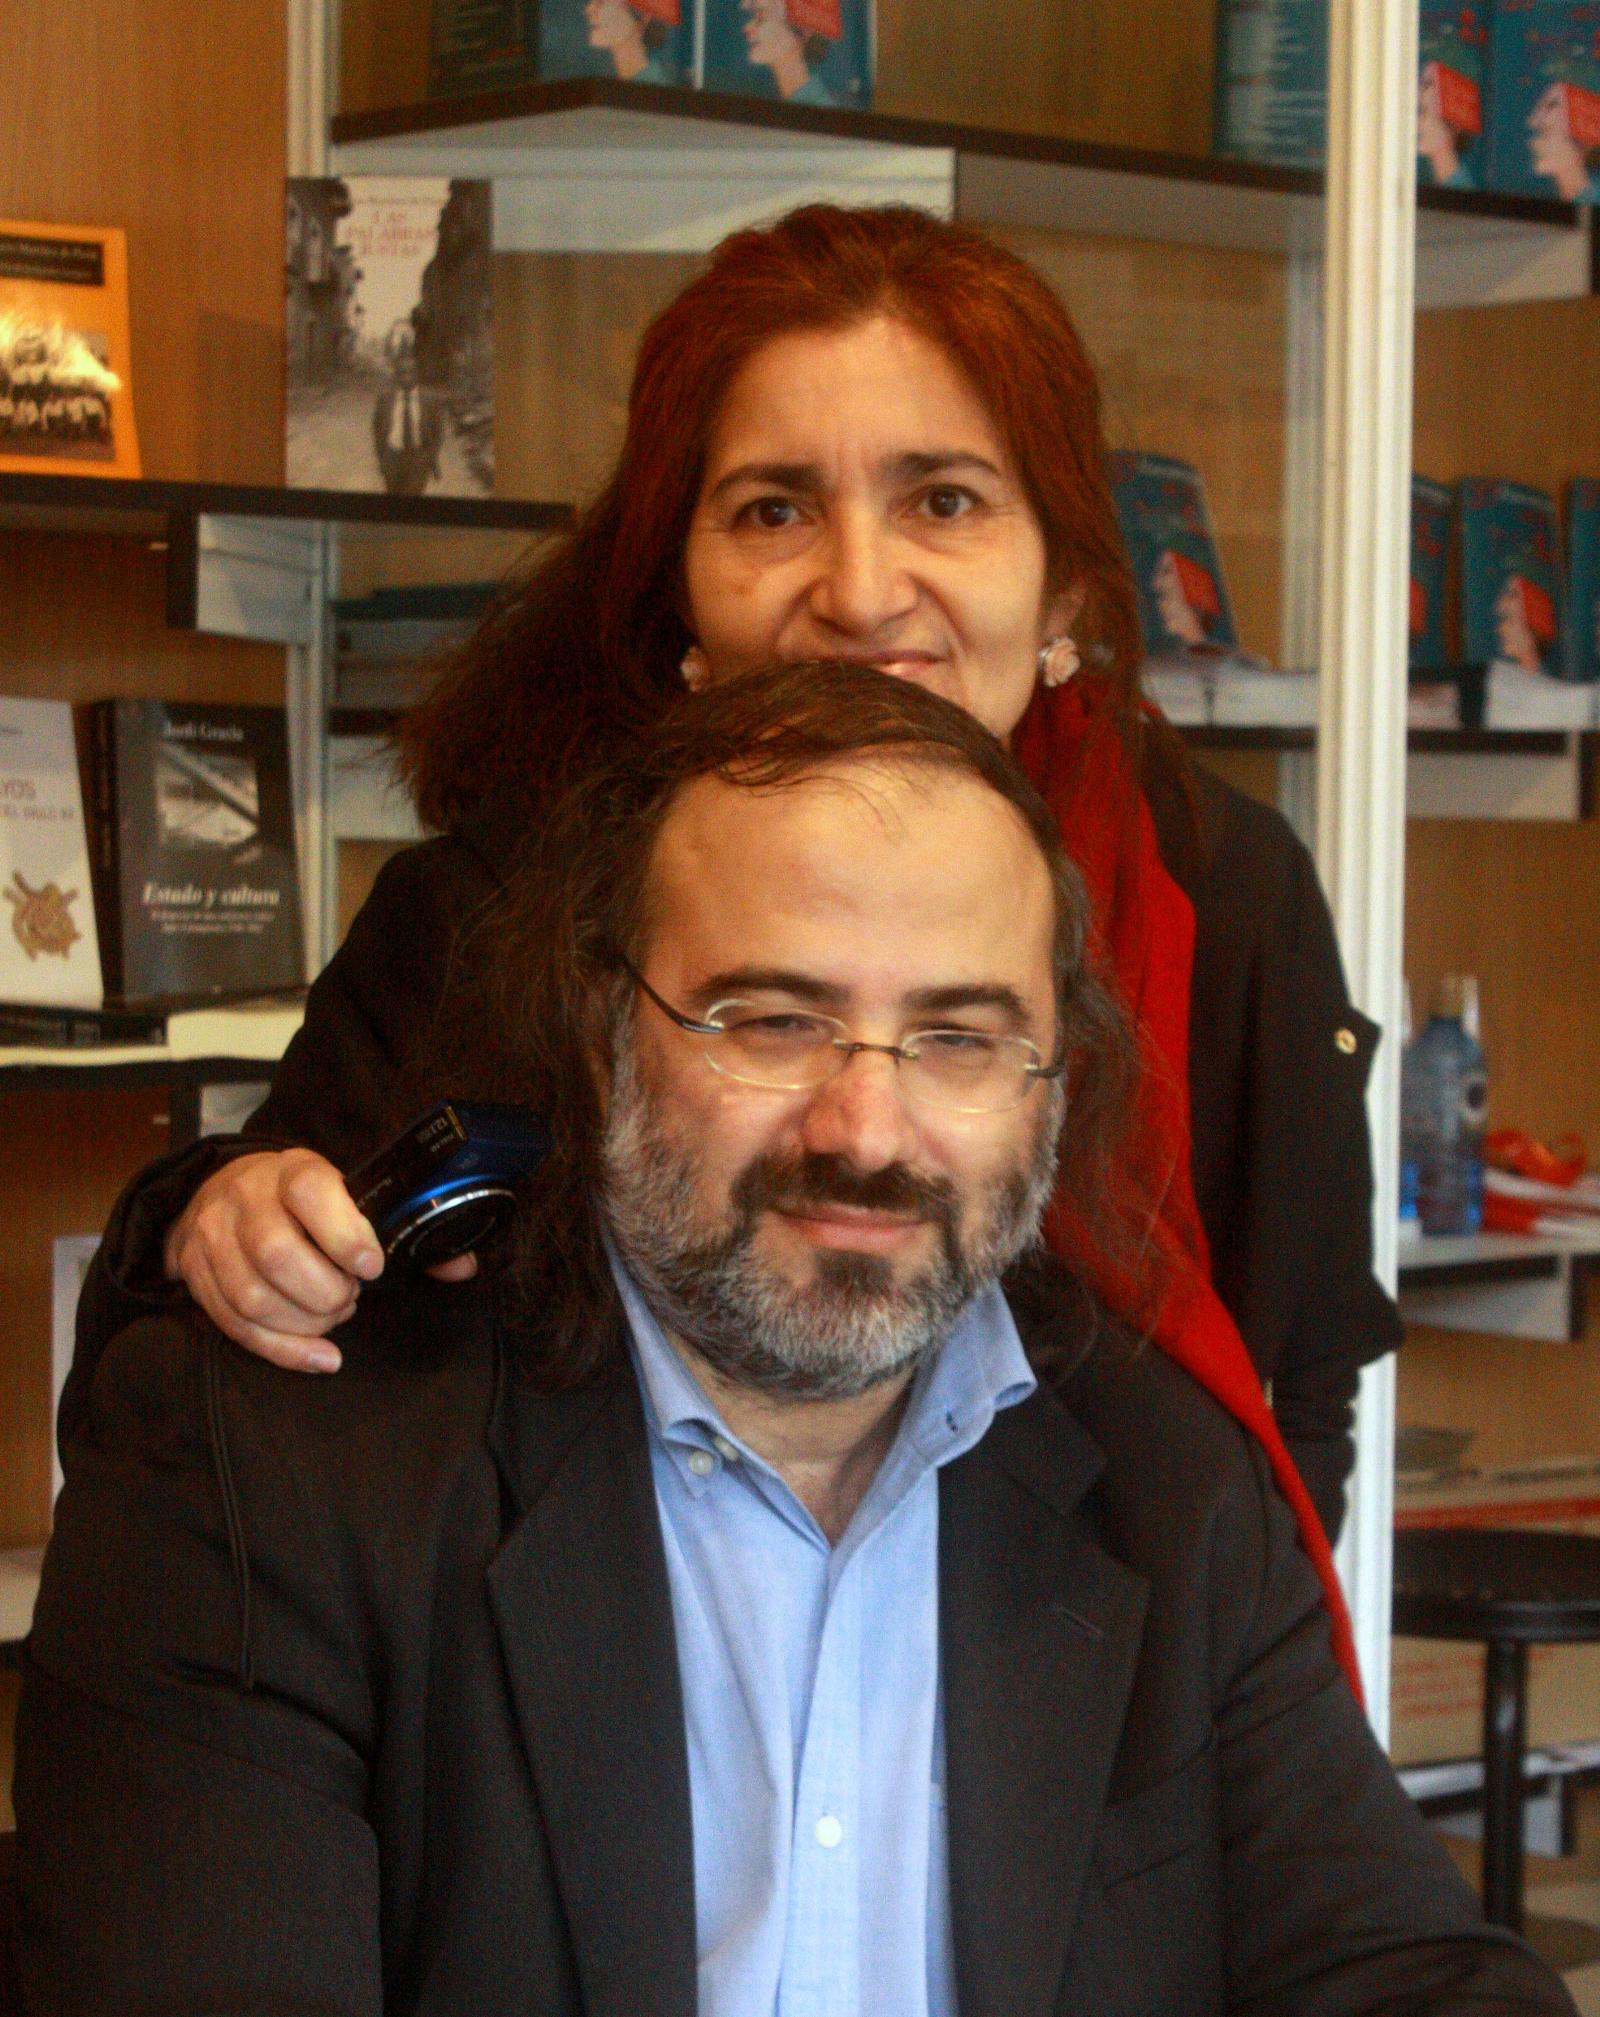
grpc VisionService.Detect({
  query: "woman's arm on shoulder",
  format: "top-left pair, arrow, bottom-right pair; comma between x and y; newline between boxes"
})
65,826 -> 508,1419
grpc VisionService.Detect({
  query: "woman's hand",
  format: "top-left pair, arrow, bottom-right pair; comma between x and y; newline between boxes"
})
163,1149 -> 476,1371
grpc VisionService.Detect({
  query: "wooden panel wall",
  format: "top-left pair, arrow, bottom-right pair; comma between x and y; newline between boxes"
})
3,0 -> 286,484
338,0 -> 1219,155
0,1091 -> 173,1548
992,228 -> 1287,665
1408,297 -> 1600,1153
1,0 -> 289,1569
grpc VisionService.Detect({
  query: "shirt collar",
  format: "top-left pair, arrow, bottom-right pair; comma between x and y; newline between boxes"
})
605,1238 -> 1036,1500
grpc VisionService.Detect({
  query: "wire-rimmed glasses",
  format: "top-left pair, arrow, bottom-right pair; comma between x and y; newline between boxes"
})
620,955 -> 1063,1115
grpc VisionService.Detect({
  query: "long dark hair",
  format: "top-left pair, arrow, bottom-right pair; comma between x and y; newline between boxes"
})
435,662 -> 1150,1388
397,202 -> 1174,838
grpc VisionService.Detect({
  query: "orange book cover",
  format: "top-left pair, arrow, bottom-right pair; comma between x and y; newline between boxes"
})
0,219 -> 141,478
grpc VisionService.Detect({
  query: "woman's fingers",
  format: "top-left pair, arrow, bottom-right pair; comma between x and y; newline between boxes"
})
165,1150 -> 380,1367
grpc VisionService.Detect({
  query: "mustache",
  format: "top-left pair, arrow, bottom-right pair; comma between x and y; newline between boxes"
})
730,1151 -> 959,1222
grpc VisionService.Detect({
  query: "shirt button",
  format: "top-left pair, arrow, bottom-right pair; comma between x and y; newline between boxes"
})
687,1450 -> 715,1477
712,1435 -> 740,1463
1335,1027 -> 1358,1055
814,1815 -> 844,1849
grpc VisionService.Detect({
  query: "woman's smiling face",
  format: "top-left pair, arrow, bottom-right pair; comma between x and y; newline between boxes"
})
681,315 -> 1074,742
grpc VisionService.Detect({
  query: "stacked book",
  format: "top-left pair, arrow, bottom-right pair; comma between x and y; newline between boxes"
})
0,695 -> 307,1052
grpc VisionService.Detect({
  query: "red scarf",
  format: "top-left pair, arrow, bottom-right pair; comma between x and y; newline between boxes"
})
1014,678 -> 1363,1700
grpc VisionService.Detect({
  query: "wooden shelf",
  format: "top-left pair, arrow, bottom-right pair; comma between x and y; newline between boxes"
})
0,474 -> 571,641
0,471 -> 570,541
1182,726 -> 1585,755
0,1001 -> 304,1092
1399,1227 -> 1600,1343
328,79 -> 1592,288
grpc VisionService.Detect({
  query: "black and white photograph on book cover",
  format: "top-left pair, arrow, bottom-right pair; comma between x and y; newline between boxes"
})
285,176 -> 493,498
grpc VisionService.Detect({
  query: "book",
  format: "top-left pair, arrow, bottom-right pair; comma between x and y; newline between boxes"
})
1486,1 -> 1600,202
0,991 -> 303,1054
81,700 -> 306,1005
0,999 -> 165,1048
1108,452 -> 1240,656
1419,3 -> 1491,190
1564,479 -> 1600,684
0,697 -> 104,1009
429,0 -> 695,96
1410,475 -> 1453,673
1211,666 -> 1318,729
286,178 -> 493,497
1212,0 -> 1327,169
0,219 -> 140,478
1458,478 -> 1595,727
702,0 -> 873,107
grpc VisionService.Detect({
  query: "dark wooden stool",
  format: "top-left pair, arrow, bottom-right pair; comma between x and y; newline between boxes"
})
1392,1526 -> 1600,1934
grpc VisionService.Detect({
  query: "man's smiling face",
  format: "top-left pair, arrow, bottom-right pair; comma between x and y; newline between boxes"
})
599,756 -> 1064,1399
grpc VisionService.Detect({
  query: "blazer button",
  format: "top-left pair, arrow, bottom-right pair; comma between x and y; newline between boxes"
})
1335,1027 -> 1358,1055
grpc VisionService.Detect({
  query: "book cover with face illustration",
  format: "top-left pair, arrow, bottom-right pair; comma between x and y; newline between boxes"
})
430,0 -> 694,95
1213,0 -> 1327,169
1107,452 -> 1239,660
1459,478 -> 1596,726
1564,479 -> 1600,684
1487,1 -> 1600,202
1418,3 -> 1490,189
702,0 -> 873,108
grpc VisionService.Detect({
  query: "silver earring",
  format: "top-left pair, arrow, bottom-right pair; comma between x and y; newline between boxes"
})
680,645 -> 710,689
1037,635 -> 1080,688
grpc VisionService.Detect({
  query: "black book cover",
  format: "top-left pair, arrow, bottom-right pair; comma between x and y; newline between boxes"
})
81,699 -> 305,1005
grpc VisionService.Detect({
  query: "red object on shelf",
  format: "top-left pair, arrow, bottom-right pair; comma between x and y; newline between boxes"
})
1485,1129 -> 1588,1189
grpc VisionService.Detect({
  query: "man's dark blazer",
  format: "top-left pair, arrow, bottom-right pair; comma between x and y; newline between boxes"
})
19,1262 -> 1567,2016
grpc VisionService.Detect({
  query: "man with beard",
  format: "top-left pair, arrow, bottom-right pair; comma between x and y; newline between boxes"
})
18,665 -> 1572,2017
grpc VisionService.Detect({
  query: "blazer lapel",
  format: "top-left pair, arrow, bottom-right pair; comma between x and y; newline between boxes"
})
486,1341 -> 697,2017
940,1383 -> 1149,2017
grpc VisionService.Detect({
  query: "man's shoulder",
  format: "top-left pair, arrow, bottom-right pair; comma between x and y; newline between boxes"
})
88,1278 -> 505,1526
1003,1258 -> 1266,1522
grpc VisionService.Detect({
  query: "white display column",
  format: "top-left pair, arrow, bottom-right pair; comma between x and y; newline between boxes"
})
1317,0 -> 1419,1737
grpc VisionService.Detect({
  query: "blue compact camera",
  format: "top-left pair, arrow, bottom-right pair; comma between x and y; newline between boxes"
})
347,1101 -> 552,1269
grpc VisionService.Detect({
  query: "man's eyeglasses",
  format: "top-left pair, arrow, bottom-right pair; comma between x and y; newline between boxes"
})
619,955 -> 1064,1115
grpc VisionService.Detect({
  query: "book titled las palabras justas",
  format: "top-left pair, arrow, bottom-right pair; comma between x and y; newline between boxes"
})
80,700 -> 305,1006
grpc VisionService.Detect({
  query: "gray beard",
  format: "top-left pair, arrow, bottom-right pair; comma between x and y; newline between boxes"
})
599,1027 -> 1063,1402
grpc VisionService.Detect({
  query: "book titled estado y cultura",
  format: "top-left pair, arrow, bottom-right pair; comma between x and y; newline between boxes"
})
82,700 -> 304,1005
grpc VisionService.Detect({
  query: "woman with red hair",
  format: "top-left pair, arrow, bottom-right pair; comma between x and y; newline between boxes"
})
74,204 -> 1396,1689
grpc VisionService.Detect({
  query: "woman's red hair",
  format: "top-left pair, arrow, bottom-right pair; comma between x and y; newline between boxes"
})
399,203 -> 1150,833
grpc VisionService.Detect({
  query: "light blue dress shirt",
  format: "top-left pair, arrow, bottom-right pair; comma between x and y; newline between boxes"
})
609,1253 -> 1037,2017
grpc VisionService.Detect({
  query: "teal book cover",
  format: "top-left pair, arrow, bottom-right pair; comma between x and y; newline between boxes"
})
1418,2 -> 1490,189
1213,0 -> 1327,168
702,0 -> 873,108
431,0 -> 694,96
1564,479 -> 1600,681
1410,476 -> 1453,670
1486,1 -> 1600,201
1457,479 -> 1567,674
1107,452 -> 1239,657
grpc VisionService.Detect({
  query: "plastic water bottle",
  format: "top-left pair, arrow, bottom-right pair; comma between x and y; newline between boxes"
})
1403,975 -> 1487,1237
1397,979 -> 1421,1244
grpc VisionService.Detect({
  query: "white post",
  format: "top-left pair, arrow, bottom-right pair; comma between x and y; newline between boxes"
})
286,0 -> 335,970
1318,0 -> 1419,1740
